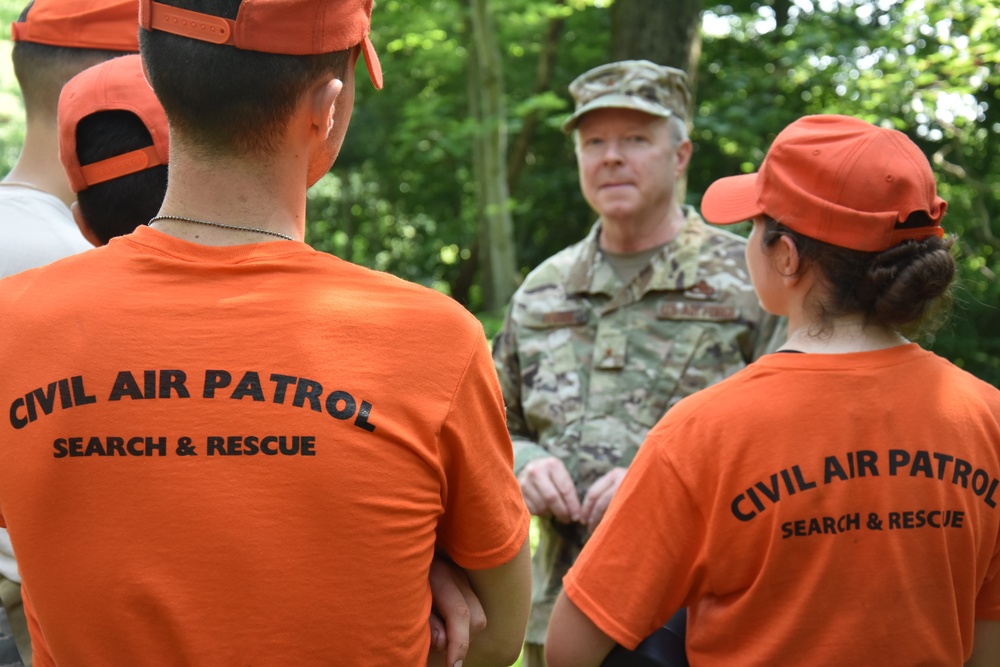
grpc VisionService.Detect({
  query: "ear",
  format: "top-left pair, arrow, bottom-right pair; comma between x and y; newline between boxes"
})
309,76 -> 344,140
71,201 -> 103,247
674,138 -> 693,175
772,233 -> 803,285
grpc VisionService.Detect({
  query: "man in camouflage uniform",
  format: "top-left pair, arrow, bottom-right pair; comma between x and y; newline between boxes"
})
492,60 -> 782,666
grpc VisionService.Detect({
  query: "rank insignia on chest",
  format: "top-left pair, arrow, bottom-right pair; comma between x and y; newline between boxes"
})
683,280 -> 718,300
657,301 -> 739,322
540,309 -> 590,326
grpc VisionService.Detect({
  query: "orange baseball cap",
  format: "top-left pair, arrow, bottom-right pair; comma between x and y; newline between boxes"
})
701,114 -> 947,252
138,0 -> 382,89
10,0 -> 139,52
58,54 -> 168,192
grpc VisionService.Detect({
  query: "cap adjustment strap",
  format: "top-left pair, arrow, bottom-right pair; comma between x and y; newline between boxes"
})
80,146 -> 163,187
146,0 -> 234,45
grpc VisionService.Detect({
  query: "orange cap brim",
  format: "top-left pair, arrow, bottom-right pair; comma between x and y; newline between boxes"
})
361,35 -> 383,90
701,172 -> 763,225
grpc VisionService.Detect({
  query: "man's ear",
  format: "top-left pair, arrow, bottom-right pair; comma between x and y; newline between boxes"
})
71,201 -> 102,247
310,76 -> 344,140
674,138 -> 693,175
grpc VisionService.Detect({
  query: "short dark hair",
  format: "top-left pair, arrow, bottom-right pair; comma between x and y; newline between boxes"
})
762,215 -> 956,339
12,41 -> 128,121
139,0 -> 352,159
75,110 -> 168,245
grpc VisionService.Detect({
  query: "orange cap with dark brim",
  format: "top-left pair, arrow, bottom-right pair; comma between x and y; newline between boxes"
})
138,0 -> 382,89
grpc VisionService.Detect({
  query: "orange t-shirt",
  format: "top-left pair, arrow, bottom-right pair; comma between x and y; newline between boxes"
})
0,227 -> 529,666
564,345 -> 1000,665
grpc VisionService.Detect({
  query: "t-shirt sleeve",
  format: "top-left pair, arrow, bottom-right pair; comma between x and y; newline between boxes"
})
435,329 -> 530,570
974,395 -> 1000,619
563,422 -> 708,649
976,526 -> 1000,618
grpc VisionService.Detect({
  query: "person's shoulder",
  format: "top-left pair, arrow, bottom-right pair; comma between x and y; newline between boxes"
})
311,254 -> 486,338
0,248 -> 98,323
918,350 -> 1000,409
521,240 -> 589,288
0,242 -> 101,287
509,231 -> 597,311
676,211 -> 754,288
643,364 -> 763,455
0,184 -> 73,222
675,361 -> 761,413
684,209 -> 749,252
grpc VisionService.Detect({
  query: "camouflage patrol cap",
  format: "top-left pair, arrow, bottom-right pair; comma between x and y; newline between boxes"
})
562,60 -> 691,133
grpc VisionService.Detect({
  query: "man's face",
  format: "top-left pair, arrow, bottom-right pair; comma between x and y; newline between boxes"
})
575,107 -> 688,224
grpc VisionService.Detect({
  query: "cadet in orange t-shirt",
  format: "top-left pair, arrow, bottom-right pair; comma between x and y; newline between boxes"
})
0,1 -> 531,666
546,114 -> 1000,666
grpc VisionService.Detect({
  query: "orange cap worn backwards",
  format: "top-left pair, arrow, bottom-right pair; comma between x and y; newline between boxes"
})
138,0 -> 383,89
58,53 -> 168,192
701,114 -> 947,252
10,0 -> 140,52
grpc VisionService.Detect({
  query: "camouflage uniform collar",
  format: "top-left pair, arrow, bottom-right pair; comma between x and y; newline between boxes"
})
564,206 -> 708,297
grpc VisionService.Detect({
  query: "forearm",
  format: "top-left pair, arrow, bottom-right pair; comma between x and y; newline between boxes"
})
967,619 -> 1000,666
460,539 -> 532,667
546,590 -> 616,667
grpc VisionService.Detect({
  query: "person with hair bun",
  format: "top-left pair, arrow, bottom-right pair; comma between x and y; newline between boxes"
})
546,114 -> 1000,666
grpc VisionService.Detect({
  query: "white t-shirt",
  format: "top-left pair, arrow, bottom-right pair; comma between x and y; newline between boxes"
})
0,181 -> 94,581
0,182 -> 93,279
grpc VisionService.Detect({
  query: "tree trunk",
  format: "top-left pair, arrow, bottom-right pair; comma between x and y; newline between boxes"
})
467,0 -> 517,312
611,0 -> 703,202
610,0 -> 702,71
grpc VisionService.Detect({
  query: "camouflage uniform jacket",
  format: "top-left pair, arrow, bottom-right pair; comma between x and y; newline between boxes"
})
492,207 -> 781,644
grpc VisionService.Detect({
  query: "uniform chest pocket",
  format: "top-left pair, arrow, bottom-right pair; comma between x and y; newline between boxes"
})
636,324 -> 708,428
520,309 -> 590,428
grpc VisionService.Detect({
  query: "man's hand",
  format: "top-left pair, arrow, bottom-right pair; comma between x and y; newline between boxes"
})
580,467 -> 627,533
517,457 -> 581,523
429,555 -> 487,667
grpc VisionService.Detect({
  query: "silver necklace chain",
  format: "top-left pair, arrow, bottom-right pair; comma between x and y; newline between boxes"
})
149,215 -> 295,242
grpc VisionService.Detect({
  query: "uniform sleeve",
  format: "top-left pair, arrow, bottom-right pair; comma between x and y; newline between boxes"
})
436,327 -> 531,570
492,305 -> 551,474
562,422 -> 708,649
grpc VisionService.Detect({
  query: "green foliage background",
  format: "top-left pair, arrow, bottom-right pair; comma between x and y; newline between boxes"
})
1,0 -> 997,386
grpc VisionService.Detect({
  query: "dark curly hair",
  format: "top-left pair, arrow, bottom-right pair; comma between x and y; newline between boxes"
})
761,214 -> 956,340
